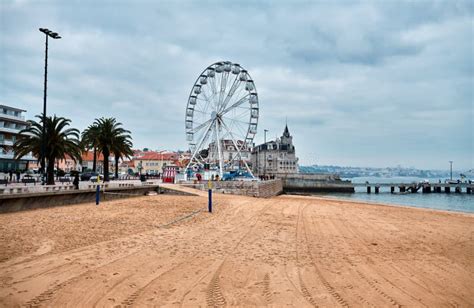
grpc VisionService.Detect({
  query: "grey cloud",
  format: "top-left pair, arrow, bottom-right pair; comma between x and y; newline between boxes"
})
0,0 -> 472,169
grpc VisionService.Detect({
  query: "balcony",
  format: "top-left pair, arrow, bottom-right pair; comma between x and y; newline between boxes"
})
0,152 -> 14,159
0,127 -> 22,134
0,152 -> 35,160
0,139 -> 14,146
0,113 -> 26,123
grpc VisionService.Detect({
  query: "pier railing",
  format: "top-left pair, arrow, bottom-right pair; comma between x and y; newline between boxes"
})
354,182 -> 473,194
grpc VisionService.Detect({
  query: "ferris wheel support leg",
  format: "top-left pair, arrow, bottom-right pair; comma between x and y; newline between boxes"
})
221,121 -> 256,179
185,120 -> 214,175
215,121 -> 224,179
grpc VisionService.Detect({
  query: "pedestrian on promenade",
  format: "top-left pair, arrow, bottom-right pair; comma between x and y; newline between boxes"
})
16,170 -> 20,183
8,170 -> 12,182
73,174 -> 79,190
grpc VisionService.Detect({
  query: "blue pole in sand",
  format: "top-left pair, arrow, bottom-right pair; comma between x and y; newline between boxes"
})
208,180 -> 212,213
96,185 -> 100,205
208,189 -> 212,213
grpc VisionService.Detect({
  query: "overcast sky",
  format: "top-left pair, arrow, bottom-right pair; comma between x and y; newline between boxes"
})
1,0 -> 472,170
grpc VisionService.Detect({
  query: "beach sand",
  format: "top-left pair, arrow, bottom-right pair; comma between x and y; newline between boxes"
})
0,186 -> 473,307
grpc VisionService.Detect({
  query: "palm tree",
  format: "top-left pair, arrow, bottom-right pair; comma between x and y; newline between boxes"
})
81,124 -> 100,172
112,135 -> 133,179
93,117 -> 132,182
14,115 -> 82,185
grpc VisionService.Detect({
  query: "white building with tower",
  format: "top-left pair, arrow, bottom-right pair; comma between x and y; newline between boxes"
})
251,124 -> 299,177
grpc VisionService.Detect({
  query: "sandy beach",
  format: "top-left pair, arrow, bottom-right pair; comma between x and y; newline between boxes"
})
0,187 -> 473,307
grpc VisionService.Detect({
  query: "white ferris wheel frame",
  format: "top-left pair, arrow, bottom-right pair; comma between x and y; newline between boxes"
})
184,61 -> 259,178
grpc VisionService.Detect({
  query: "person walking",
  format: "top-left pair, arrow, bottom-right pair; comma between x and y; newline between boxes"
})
73,173 -> 80,190
16,170 -> 20,183
8,170 -> 12,182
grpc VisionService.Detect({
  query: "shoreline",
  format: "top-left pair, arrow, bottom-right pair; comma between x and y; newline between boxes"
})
283,191 -> 474,215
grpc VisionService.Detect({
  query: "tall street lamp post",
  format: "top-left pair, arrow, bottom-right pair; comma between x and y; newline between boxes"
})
39,28 -> 61,184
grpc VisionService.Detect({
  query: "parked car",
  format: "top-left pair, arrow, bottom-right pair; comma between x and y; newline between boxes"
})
81,172 -> 99,181
222,170 -> 254,181
90,174 -> 104,182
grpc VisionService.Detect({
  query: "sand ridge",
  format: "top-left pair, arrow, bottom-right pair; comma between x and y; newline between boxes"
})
0,189 -> 473,307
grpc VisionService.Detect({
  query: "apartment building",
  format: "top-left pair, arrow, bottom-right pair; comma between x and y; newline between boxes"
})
0,105 -> 35,172
208,139 -> 251,170
132,151 -> 178,174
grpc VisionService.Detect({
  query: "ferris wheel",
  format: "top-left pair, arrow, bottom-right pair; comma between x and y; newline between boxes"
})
185,61 -> 259,178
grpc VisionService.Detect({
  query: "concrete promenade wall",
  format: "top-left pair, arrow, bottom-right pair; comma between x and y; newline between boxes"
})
0,185 -> 194,213
281,173 -> 354,193
184,179 -> 283,198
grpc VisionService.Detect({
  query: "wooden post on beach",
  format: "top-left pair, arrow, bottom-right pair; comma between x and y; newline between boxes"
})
375,186 -> 379,194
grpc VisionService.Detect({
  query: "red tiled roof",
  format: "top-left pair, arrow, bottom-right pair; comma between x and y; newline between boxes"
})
120,161 -> 135,168
134,151 -> 177,161
81,151 -> 104,161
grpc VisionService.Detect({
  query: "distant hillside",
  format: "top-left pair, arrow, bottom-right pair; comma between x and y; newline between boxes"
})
299,165 -> 471,179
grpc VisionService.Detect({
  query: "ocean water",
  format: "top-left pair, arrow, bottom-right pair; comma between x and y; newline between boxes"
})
317,177 -> 473,214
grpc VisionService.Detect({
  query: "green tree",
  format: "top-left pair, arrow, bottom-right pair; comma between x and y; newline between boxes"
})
112,135 -> 133,179
14,115 -> 82,185
93,117 -> 132,182
81,124 -> 100,172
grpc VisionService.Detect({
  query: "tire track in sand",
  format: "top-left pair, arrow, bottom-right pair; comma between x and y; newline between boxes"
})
206,270 -> 227,307
21,209 -> 206,307
203,202 -> 272,307
262,273 -> 272,303
201,204 -> 271,307
118,201 -> 272,307
295,204 -> 319,307
338,211 -> 428,306
309,212 -> 375,307
300,204 -> 349,308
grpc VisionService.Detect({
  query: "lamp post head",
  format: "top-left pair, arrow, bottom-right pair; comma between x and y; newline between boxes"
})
39,28 -> 61,39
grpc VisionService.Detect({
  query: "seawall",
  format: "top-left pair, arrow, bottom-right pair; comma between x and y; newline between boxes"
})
0,185 -> 195,213
184,179 -> 283,198
281,173 -> 355,193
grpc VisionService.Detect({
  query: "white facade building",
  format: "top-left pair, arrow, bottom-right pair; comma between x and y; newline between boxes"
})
0,105 -> 35,172
208,139 -> 251,170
